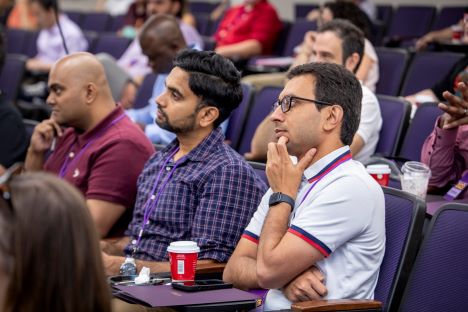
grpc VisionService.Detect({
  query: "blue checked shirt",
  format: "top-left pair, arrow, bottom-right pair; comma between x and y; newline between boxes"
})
124,128 -> 267,262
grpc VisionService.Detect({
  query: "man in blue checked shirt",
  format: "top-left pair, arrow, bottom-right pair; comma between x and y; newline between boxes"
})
101,49 -> 266,276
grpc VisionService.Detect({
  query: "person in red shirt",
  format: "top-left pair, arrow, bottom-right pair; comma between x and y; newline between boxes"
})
214,0 -> 282,60
25,52 -> 155,238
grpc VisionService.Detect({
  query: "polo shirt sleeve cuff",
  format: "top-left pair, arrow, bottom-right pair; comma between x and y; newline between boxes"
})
434,118 -> 458,147
288,225 -> 331,257
242,230 -> 259,244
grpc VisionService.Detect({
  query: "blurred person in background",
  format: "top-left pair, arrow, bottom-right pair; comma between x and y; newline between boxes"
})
96,0 -> 133,16
405,55 -> 468,109
307,0 -> 376,23
26,0 -> 87,73
421,82 -> 468,198
119,0 -> 147,38
0,170 -> 111,312
243,1 -> 378,93
246,20 -> 381,164
102,0 -> 203,108
300,1 -> 377,92
0,29 -> 28,167
214,0 -> 282,63
6,0 -> 38,30
415,7 -> 468,51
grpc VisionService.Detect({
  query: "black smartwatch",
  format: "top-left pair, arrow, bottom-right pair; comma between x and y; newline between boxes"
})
269,192 -> 295,209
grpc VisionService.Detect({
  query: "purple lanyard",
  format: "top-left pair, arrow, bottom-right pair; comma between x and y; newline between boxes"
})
298,151 -> 352,206
58,114 -> 126,178
132,146 -> 186,255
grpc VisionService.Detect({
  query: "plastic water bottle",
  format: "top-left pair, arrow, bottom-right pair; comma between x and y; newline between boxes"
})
119,257 -> 137,275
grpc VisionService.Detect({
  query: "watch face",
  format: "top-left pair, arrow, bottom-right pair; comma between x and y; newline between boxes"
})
269,192 -> 283,206
269,192 -> 294,208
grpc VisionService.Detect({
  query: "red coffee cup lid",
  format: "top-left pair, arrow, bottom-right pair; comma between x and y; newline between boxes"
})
366,164 -> 391,174
167,241 -> 200,253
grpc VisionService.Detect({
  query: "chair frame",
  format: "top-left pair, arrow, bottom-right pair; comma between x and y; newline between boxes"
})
396,203 -> 468,311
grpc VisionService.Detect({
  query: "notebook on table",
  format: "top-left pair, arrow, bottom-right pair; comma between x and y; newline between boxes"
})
113,285 -> 261,311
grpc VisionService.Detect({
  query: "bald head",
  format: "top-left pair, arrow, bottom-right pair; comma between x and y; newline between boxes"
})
51,52 -> 111,92
139,14 -> 186,73
47,52 -> 116,131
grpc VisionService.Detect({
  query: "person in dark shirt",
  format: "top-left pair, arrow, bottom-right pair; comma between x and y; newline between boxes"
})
406,55 -> 468,107
0,28 -> 28,167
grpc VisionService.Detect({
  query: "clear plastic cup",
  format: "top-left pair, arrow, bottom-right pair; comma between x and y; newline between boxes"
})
400,161 -> 431,199
367,164 -> 391,186
167,241 -> 200,283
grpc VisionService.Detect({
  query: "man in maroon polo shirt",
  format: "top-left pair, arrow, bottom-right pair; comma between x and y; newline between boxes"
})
25,52 -> 155,237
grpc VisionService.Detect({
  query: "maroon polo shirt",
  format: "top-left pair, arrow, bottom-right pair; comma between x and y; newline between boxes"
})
45,106 -> 155,220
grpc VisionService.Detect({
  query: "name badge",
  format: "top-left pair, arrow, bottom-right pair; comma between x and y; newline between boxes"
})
444,178 -> 468,201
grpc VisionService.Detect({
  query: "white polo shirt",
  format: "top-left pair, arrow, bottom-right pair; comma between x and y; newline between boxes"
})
243,146 -> 386,311
354,84 -> 382,164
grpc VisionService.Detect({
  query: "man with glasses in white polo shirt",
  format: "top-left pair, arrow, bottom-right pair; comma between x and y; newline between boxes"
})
224,62 -> 385,311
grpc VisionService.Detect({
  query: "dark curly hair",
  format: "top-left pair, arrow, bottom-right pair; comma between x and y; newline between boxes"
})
287,62 -> 362,146
173,49 -> 243,128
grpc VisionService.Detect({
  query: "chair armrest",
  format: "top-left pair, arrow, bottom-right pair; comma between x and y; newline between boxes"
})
195,262 -> 226,274
194,262 -> 226,280
291,299 -> 382,311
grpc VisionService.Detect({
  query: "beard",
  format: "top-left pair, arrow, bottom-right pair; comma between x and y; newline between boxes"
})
155,108 -> 197,134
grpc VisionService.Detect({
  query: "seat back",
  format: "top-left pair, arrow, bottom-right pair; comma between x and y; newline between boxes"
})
377,5 -> 394,25
24,31 -> 39,57
294,4 -> 318,19
5,28 -> 30,55
386,6 -> 436,40
0,54 -> 27,103
81,12 -> 111,32
273,21 -> 291,56
236,86 -> 281,155
64,11 -> 83,27
398,103 -> 443,161
226,83 -> 254,150
375,47 -> 409,96
92,34 -> 132,59
400,52 -> 465,96
399,204 -> 468,312
375,187 -> 426,311
194,14 -> 212,36
23,118 -> 39,143
189,1 -> 219,14
375,95 -> 411,157
84,31 -> 99,52
431,6 -> 466,31
133,73 -> 158,109
108,14 -> 126,32
282,20 -> 317,57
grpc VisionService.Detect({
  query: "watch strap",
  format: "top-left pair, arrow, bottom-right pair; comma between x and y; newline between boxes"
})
269,192 -> 295,209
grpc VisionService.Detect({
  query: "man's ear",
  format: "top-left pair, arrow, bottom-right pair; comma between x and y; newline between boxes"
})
85,83 -> 98,104
345,52 -> 361,73
199,106 -> 220,128
322,105 -> 343,132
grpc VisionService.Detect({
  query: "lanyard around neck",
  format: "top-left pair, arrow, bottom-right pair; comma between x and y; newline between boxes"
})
132,146 -> 186,256
58,114 -> 125,178
298,150 -> 352,206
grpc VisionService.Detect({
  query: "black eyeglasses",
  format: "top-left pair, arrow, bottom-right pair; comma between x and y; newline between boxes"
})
0,163 -> 23,208
272,95 -> 334,113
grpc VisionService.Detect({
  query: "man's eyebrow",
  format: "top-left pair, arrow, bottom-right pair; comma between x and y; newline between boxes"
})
48,83 -> 64,90
164,82 -> 183,97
